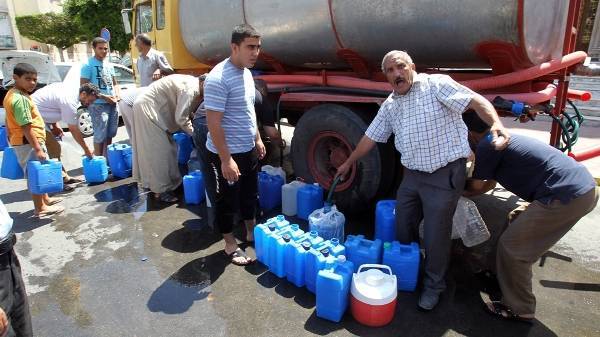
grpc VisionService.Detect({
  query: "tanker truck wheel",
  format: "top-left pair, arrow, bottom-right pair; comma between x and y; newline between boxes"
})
291,104 -> 395,212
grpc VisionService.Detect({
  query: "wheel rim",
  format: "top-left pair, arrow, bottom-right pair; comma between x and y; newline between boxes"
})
307,131 -> 357,192
79,111 -> 93,136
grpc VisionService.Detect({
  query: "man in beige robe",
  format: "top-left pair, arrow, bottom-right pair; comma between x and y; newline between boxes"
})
131,74 -> 204,202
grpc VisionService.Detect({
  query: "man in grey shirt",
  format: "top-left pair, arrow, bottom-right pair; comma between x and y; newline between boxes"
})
134,34 -> 174,87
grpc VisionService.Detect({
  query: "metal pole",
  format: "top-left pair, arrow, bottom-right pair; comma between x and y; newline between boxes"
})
550,0 -> 583,147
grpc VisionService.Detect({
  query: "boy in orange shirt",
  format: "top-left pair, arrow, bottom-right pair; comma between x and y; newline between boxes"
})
3,63 -> 64,218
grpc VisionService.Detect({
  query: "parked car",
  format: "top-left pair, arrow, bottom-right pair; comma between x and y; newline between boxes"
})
0,50 -> 137,138
0,51 -> 61,127
55,61 -> 136,137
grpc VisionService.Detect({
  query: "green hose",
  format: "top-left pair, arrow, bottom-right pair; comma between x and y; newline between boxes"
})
549,100 -> 584,152
326,175 -> 342,206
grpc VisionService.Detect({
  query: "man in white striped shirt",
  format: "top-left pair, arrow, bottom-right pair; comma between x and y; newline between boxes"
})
204,24 -> 266,266
337,50 -> 510,310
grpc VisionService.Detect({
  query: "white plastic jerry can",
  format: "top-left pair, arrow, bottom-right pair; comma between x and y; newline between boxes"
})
281,180 -> 305,216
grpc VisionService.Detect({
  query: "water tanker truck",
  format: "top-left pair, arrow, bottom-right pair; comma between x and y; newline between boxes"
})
123,0 -> 598,210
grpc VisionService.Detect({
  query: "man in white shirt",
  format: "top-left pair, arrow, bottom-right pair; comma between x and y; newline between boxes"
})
337,50 -> 510,311
134,34 -> 174,87
32,83 -> 99,188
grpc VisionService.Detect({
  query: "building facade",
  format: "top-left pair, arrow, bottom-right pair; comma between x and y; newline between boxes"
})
1,0 -> 89,62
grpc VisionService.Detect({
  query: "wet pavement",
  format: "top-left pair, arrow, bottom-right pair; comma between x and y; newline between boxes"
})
1,120 -> 599,337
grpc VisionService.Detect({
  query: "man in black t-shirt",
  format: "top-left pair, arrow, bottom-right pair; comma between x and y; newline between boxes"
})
463,112 -> 598,323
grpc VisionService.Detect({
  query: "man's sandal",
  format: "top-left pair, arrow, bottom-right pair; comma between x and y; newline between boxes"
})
225,248 -> 254,266
46,197 -> 63,206
34,205 -> 65,219
484,301 -> 534,324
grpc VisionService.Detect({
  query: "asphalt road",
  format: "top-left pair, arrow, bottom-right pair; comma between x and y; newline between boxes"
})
0,118 -> 599,337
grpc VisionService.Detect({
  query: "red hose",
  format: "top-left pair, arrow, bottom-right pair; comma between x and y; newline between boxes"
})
260,51 -> 588,95
568,146 -> 600,161
567,88 -> 592,101
260,74 -> 392,91
461,51 -> 588,91
482,84 -> 557,104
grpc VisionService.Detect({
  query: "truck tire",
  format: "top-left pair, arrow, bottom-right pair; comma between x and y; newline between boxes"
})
291,104 -> 395,212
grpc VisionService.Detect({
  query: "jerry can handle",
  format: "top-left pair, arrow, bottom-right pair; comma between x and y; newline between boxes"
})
357,264 -> 392,275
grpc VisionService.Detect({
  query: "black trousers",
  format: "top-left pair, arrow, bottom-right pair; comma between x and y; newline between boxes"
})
395,158 -> 467,295
204,148 -> 259,234
0,234 -> 33,337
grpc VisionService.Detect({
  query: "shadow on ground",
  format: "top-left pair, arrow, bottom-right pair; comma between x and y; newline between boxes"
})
147,243 -> 254,315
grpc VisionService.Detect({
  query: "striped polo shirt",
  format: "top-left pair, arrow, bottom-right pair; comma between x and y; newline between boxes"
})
204,58 -> 257,154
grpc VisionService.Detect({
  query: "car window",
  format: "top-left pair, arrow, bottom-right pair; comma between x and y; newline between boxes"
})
114,67 -> 135,84
56,65 -> 71,81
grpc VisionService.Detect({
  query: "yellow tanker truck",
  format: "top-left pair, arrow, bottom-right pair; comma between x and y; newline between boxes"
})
122,0 -> 595,211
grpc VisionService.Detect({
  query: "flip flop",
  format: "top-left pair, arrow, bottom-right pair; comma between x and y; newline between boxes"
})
64,177 -> 85,184
34,205 -> 65,218
155,192 -> 178,203
225,248 -> 254,266
46,197 -> 63,206
484,301 -> 534,324
62,184 -> 76,192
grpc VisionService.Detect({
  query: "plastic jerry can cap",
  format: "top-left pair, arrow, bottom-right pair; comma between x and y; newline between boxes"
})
320,248 -> 330,257
337,255 -> 346,263
282,234 -> 291,242
302,241 -> 311,250
384,242 -> 391,249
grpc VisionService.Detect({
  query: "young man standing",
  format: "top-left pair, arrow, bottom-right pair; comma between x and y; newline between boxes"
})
204,24 -> 266,266
3,63 -> 64,217
80,37 -> 120,157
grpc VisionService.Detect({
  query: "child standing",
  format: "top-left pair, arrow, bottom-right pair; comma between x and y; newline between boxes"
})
3,63 -> 64,218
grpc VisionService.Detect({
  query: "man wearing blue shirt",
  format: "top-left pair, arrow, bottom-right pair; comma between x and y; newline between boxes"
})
463,112 -> 598,323
80,37 -> 120,157
204,24 -> 266,266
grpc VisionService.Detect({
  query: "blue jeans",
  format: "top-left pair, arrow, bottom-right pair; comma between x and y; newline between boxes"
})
89,103 -> 118,144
